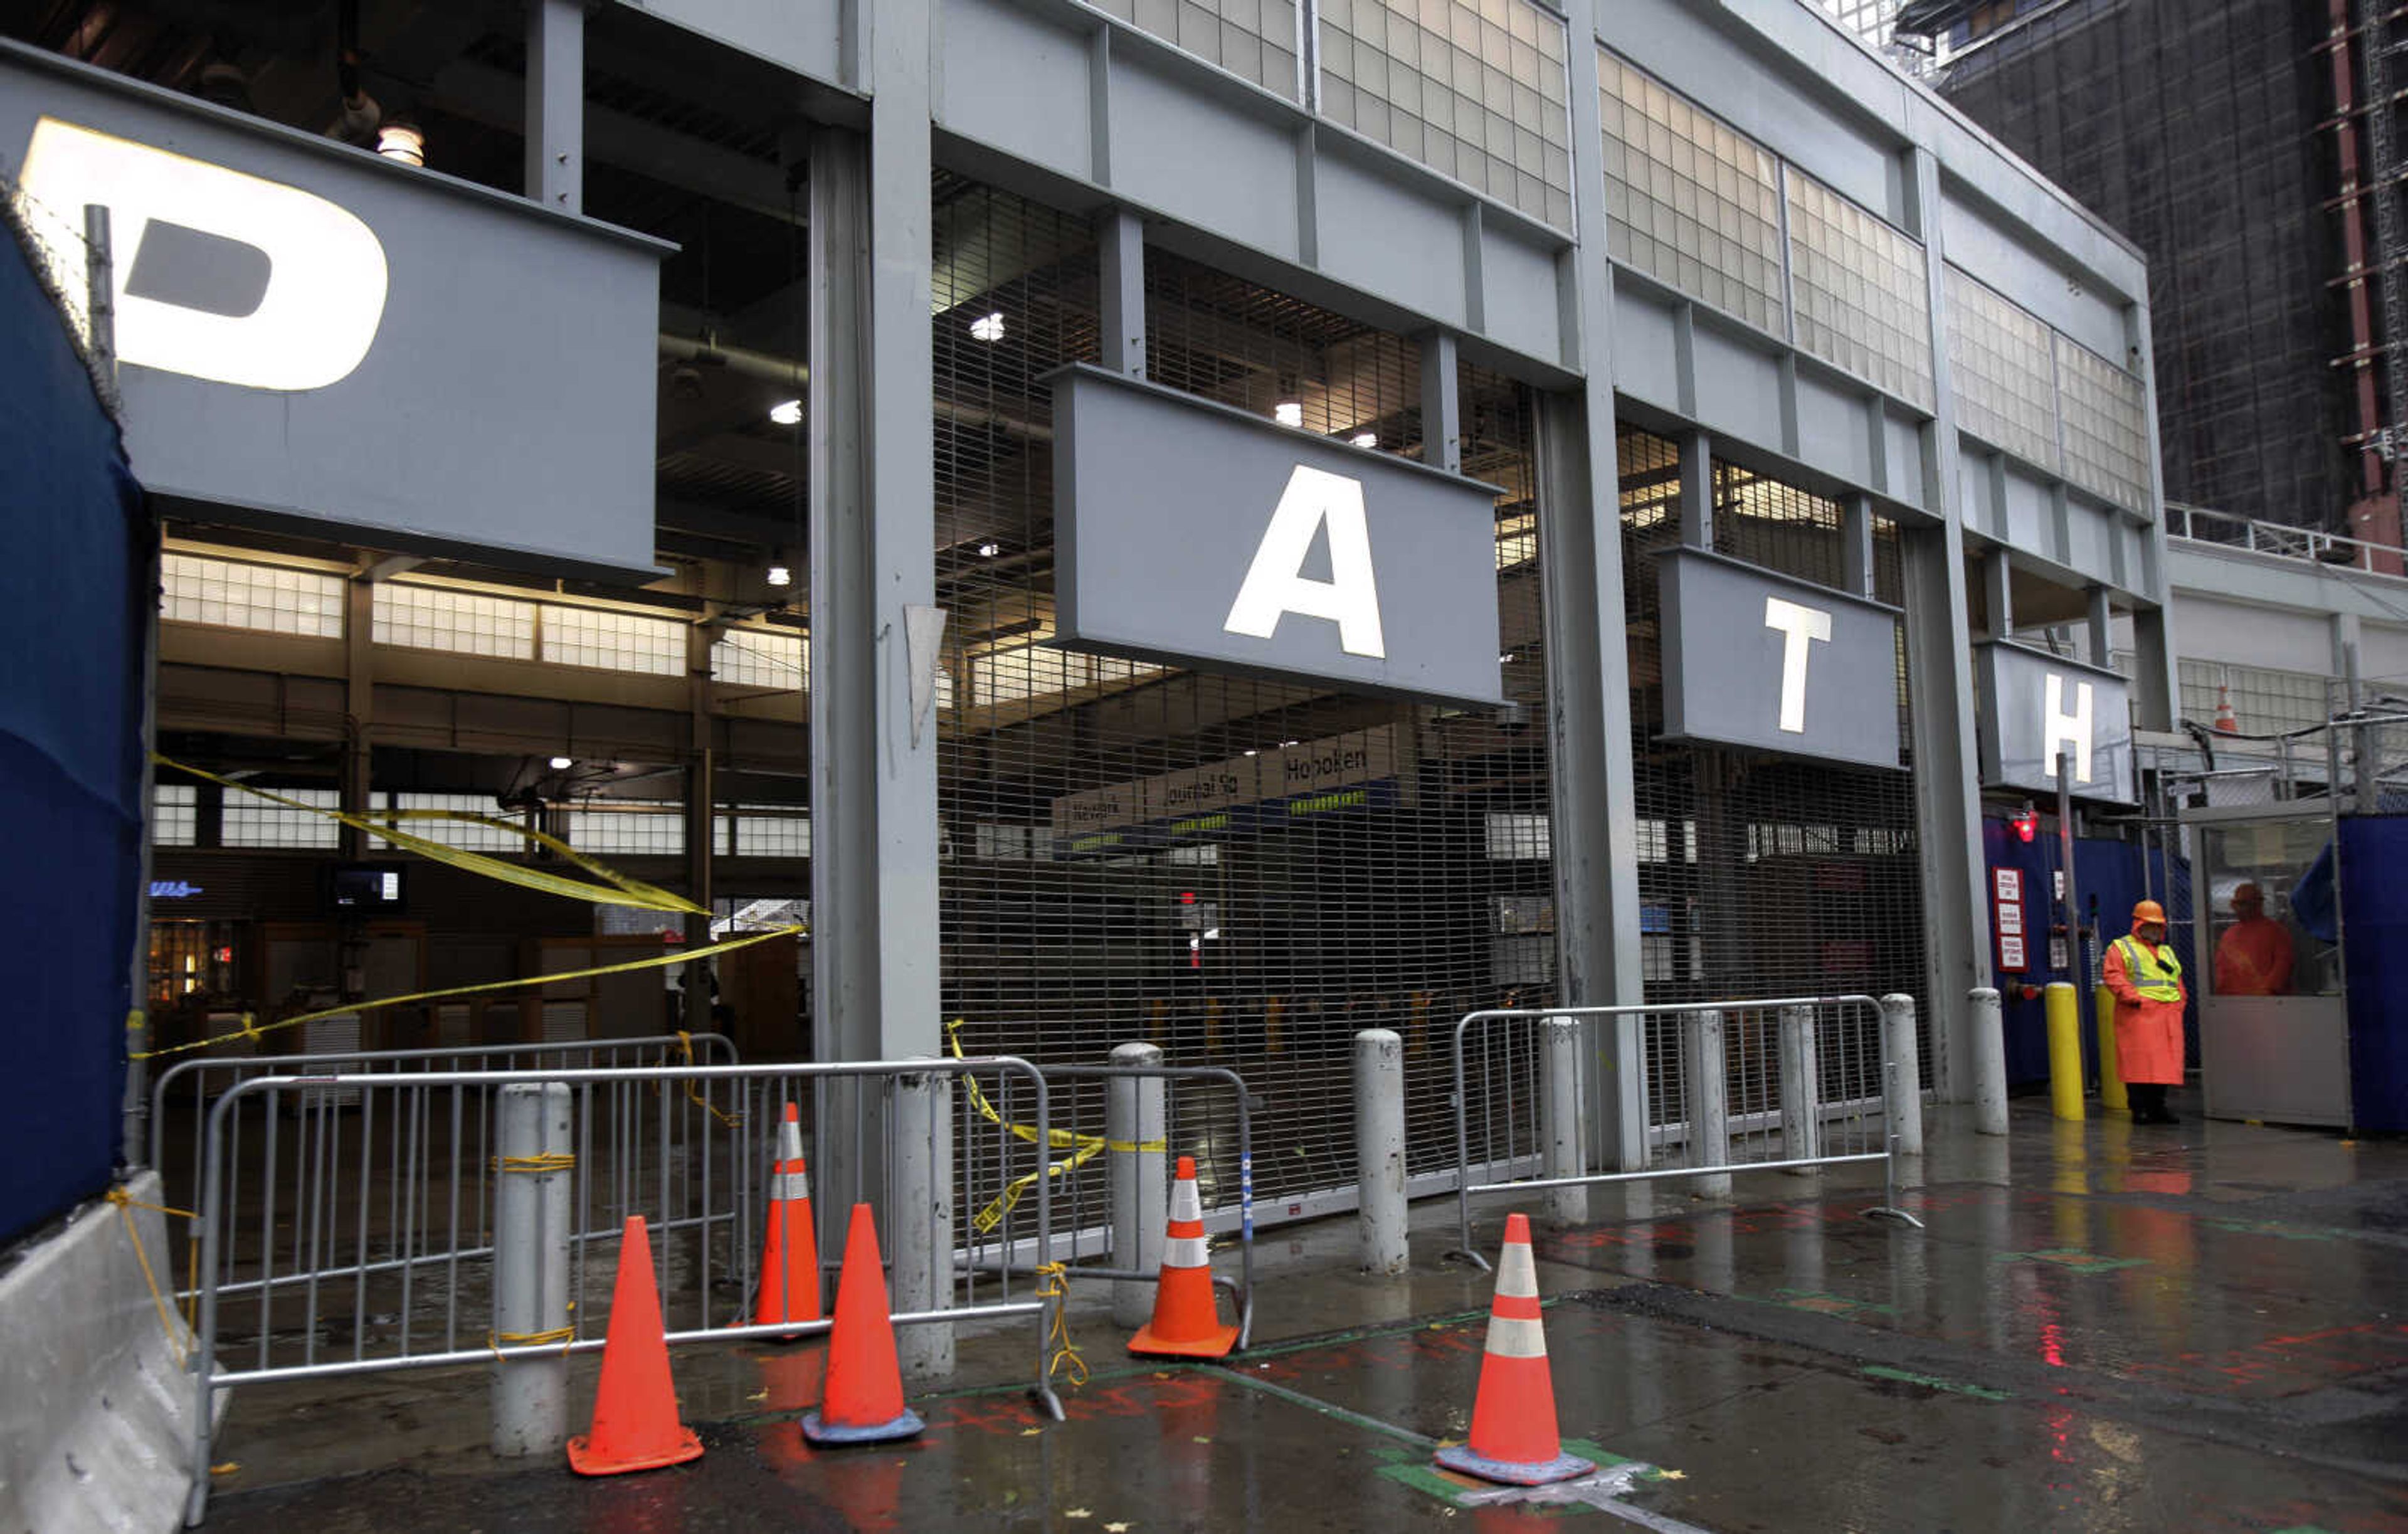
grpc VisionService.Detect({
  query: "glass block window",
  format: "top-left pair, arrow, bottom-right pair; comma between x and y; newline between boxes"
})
970,642 -> 1164,707
152,783 -> 197,847
724,806 -> 813,859
371,792 -> 525,853
567,804 -> 685,855
221,787 -> 340,849
161,554 -> 344,638
1944,267 -> 2058,472
1086,0 -> 1301,100
710,627 -> 808,690
1597,50 -> 1785,334
372,583 -> 537,659
1485,811 -> 1550,860
1785,171 -> 1935,409
543,606 -> 686,677
2054,334 -> 2153,514
974,823 -> 1034,860
1318,0 -> 1574,231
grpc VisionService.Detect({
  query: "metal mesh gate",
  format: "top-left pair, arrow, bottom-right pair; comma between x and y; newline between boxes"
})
1618,426 -> 1930,1115
929,179 -> 1549,1208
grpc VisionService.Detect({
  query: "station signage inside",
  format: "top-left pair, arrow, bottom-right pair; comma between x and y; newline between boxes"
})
1976,641 -> 2136,805
0,43 -> 667,582
1048,365 -> 1506,706
1654,548 -> 1904,771
1049,726 -> 1400,858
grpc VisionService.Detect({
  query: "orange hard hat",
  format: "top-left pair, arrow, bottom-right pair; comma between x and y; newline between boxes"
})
2131,899 -> 2167,925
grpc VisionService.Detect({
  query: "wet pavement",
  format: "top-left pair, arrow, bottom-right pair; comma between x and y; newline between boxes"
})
201,1097 -> 2408,1531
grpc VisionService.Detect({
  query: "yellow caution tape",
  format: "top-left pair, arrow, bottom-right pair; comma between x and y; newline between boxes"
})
487,1326 -> 576,1358
132,923 -> 801,1061
154,755 -> 712,916
665,1030 -> 745,1129
490,1153 -> 577,1175
944,1019 -> 1164,1235
1034,1261 -> 1087,1389
105,1187 -> 198,1365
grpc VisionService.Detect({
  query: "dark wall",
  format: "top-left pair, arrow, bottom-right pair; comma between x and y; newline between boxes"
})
0,223 -> 145,1245
1941,0 -> 2352,528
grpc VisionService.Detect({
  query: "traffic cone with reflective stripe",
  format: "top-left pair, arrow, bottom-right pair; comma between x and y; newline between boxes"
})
1129,1156 -> 1238,1359
1434,1213 -> 1593,1486
752,1102 -> 821,1333
567,1216 -> 704,1476
801,1203 -> 924,1446
2213,684 -> 2239,734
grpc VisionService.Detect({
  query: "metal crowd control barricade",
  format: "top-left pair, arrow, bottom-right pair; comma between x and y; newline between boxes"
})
1450,997 -> 1923,1267
958,1059 -> 1256,1351
149,1035 -> 742,1316
182,1057 -> 1059,1526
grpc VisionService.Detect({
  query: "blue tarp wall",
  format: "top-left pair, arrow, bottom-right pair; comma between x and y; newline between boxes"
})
2340,817 -> 2408,1133
0,226 -> 145,1245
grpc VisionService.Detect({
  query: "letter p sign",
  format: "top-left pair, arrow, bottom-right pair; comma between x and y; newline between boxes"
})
19,119 -> 388,391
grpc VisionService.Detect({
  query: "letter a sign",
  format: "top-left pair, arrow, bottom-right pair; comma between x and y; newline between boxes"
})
1048,366 -> 1502,704
1223,467 -> 1387,658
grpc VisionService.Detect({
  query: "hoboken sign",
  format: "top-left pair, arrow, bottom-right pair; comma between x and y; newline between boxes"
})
1048,726 -> 1401,856
1048,365 -> 1505,704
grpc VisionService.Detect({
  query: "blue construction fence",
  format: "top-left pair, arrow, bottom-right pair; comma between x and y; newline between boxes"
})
0,217 -> 146,1245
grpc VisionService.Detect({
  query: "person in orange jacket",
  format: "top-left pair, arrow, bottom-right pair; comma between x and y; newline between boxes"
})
2212,882 -> 2294,996
2104,899 -> 2186,1123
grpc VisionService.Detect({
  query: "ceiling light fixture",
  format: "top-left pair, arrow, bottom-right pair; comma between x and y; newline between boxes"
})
1350,431 -> 1378,448
766,561 -> 793,588
1274,402 -> 1304,428
768,399 -> 803,426
548,755 -> 573,770
969,312 -> 1006,342
976,541 -> 1001,558
376,121 -> 425,167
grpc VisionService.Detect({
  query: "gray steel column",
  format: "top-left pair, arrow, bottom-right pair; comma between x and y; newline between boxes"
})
492,1083 -> 571,1456
1677,430 -> 1714,549
1541,0 -> 1645,1173
1419,331 -> 1461,473
2086,586 -> 2114,670
684,623 -> 716,1032
525,0 -> 583,213
1905,146 -> 1992,1101
808,0 -> 942,1227
2131,606 -> 2176,731
1843,494 -> 1876,600
1982,549 -> 2014,640
1353,1030 -> 1408,1272
1684,1011 -> 1730,1199
1539,1017 -> 1587,1225
892,1065 -> 954,1379
1097,208 -> 1146,378
1776,1003 -> 1819,1173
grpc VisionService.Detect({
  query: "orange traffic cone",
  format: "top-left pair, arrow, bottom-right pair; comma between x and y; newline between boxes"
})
1129,1156 -> 1238,1358
1433,1213 -> 1593,1486
567,1216 -> 705,1476
801,1203 -> 924,1446
2213,684 -> 2239,734
753,1102 -> 821,1333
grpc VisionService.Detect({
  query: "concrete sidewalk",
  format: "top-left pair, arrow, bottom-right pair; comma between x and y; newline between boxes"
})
198,1098 -> 2408,1531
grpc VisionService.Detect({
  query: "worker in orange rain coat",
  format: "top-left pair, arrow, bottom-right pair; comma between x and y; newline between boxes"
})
2104,899 -> 2187,1124
2212,882 -> 2294,996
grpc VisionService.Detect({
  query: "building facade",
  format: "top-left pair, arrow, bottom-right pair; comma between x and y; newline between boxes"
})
1,0 -> 2175,1227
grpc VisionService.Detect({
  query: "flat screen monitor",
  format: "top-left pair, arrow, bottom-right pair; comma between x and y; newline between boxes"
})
327,862 -> 407,913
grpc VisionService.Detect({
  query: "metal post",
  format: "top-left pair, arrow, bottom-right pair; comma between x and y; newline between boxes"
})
1879,994 -> 1924,1155
2347,640 -> 2377,808
1776,1003 -> 1819,1175
1967,988 -> 2009,1136
893,1064 -> 954,1380
1540,1017 -> 1587,1224
1353,1030 -> 1408,1274
525,0 -> 583,212
2044,982 -> 2084,1121
1683,1011 -> 1729,1199
492,1083 -> 571,1456
1107,1041 -> 1166,1324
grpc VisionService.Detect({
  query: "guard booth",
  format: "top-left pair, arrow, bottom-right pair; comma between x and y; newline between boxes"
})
2182,803 -> 2408,1132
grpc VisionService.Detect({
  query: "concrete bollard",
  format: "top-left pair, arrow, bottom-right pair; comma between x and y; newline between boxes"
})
1879,994 -> 1924,1156
2093,983 -> 2127,1114
1777,1003 -> 1819,1175
1968,988 -> 2010,1136
1540,1017 -> 1588,1224
1353,1029 -> 1408,1274
1683,1010 -> 1731,1200
2044,983 -> 2084,1123
1107,1041 -> 1166,1326
893,1065 -> 956,1380
492,1082 -> 571,1457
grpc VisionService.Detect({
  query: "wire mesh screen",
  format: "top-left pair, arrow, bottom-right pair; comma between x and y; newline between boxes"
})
931,177 -> 1546,1213
1620,426 -> 1929,1118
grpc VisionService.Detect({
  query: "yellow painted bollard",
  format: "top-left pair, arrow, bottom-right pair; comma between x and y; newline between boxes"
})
2044,981 -> 2084,1121
2093,983 -> 2127,1113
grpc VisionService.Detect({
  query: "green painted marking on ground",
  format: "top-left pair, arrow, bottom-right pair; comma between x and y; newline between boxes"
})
2266,1526 -> 2343,1533
2201,1217 -> 2340,1243
1765,1287 -> 1897,1318
1213,1365 -> 1435,1447
1996,1248 -> 2148,1272
1379,1438 -> 1645,1517
1861,1365 -> 2011,1401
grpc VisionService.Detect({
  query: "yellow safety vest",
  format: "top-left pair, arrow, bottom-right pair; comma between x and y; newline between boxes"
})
2113,936 -> 2183,1003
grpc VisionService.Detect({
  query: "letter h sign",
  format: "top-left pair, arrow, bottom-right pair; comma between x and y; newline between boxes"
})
2043,674 -> 2094,785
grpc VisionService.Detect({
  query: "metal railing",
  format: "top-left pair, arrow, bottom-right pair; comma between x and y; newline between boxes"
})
2167,501 -> 2404,578
182,1057 -> 1060,1525
1450,996 -> 1923,1265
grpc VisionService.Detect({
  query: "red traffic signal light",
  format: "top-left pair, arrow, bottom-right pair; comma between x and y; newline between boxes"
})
2011,810 -> 2039,844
